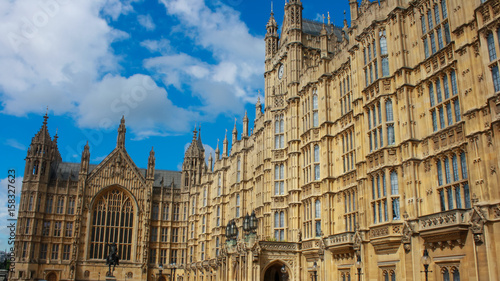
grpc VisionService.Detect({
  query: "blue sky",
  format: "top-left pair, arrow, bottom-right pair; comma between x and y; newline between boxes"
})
0,0 -> 351,251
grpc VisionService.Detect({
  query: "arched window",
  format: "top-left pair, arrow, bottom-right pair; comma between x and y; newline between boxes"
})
274,211 -> 285,241
390,171 -> 400,220
488,32 -> 497,61
315,200 -> 321,219
313,91 -> 319,127
452,154 -> 459,181
90,188 -> 134,260
236,194 -> 240,217
274,164 -> 285,195
275,115 -> 285,149
203,187 -> 207,206
217,174 -> 221,196
202,215 -> 206,233
437,160 -> 443,186
315,199 -> 321,236
216,206 -> 220,226
314,145 -> 320,180
443,73 -> 450,99
390,171 -> 399,195
385,100 -> 394,122
436,78 -> 443,103
236,157 -> 241,182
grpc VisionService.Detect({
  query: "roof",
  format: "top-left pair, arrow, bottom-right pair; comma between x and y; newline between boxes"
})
52,162 -> 181,188
302,19 -> 343,41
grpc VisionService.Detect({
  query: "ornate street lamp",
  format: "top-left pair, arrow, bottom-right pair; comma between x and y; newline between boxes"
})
312,262 -> 318,281
421,249 -> 432,281
281,265 -> 288,281
158,263 -> 163,281
355,254 -> 362,281
225,221 -> 232,239
250,211 -> 258,234
243,213 -> 250,233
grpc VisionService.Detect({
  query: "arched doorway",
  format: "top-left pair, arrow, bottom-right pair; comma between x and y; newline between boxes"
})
158,276 -> 167,281
46,272 -> 57,281
264,263 -> 288,281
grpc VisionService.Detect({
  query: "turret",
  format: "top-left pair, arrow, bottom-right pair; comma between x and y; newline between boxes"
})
181,126 -> 206,189
117,116 -> 126,149
208,153 -> 213,172
25,112 -> 61,183
223,130 -> 229,157
265,4 -> 279,60
349,0 -> 359,21
80,141 -> 90,175
215,139 -> 220,161
242,111 -> 249,138
284,0 -> 303,35
256,96 -> 263,119
232,119 -> 238,144
320,16 -> 329,58
147,147 -> 155,180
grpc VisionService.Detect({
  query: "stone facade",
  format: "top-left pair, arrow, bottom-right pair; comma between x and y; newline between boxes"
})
12,0 -> 500,280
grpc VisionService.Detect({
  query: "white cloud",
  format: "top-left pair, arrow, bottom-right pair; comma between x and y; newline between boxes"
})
137,14 -> 156,31
4,139 -> 27,151
151,0 -> 264,116
0,0 -> 198,138
0,0 -> 126,116
0,0 -> 265,140
140,39 -> 172,54
76,74 -> 198,137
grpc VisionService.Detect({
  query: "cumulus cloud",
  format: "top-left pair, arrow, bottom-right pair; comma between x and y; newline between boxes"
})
0,0 -> 126,116
137,14 -> 156,31
140,39 -> 172,54
149,0 -> 265,116
0,0 -> 197,138
76,74 -> 198,138
0,0 -> 265,139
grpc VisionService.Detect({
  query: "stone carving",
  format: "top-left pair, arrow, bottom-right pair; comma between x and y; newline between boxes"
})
402,220 -> 413,252
470,206 -> 487,244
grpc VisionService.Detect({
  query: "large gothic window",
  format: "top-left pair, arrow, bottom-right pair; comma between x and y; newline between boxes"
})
89,188 -> 134,260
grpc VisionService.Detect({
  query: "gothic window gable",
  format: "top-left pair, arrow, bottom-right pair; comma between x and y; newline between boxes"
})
89,186 -> 136,261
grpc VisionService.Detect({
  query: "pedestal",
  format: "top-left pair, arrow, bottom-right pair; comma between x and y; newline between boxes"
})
105,276 -> 116,281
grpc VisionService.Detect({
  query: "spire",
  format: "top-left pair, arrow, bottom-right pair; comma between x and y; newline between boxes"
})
192,125 -> 198,142
243,111 -> 249,137
147,146 -> 155,180
80,141 -> 90,174
197,126 -> 204,151
117,116 -> 126,149
215,139 -> 220,161
328,11 -> 331,25
255,94 -> 263,119
232,118 -> 238,144
223,129 -> 229,157
208,153 -> 213,172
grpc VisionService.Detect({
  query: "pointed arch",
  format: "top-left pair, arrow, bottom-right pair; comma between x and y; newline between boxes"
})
88,186 -> 137,261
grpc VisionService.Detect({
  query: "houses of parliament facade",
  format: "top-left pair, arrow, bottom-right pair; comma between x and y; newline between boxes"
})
12,0 -> 500,280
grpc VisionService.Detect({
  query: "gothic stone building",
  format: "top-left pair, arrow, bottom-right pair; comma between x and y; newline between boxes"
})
12,0 -> 500,280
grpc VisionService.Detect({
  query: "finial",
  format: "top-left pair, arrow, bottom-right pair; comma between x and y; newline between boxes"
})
328,12 -> 331,25
344,10 -> 346,21
322,14 -> 325,25
271,1 -> 273,13
43,106 -> 49,125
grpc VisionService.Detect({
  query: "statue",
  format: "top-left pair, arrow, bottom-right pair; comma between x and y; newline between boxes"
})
106,243 -> 120,277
